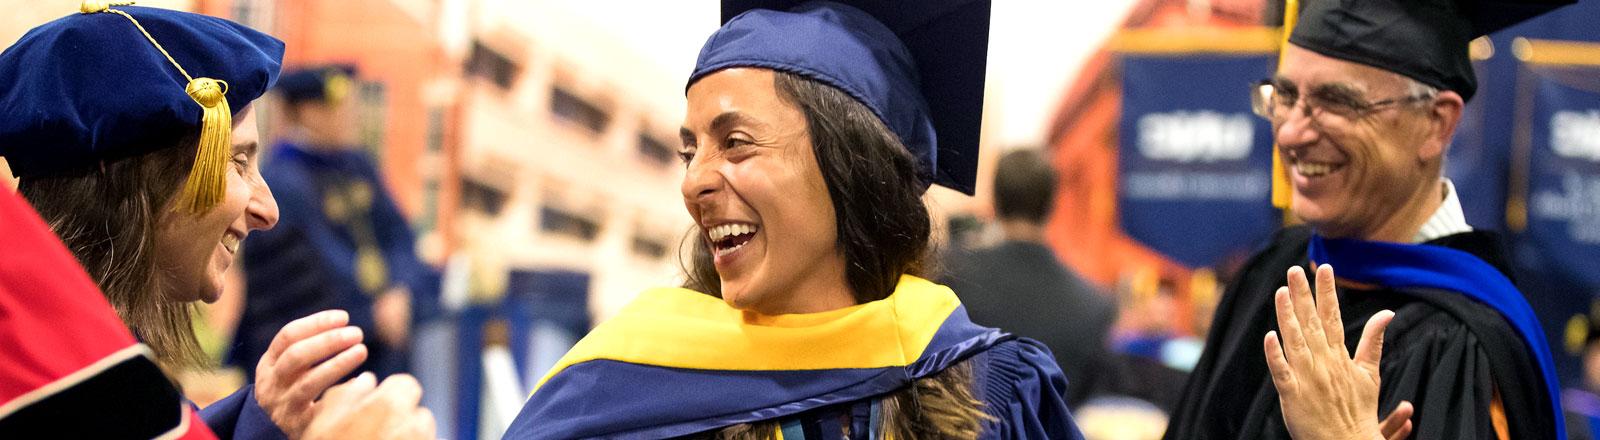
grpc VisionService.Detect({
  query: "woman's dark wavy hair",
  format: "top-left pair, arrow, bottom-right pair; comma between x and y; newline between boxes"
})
17,137 -> 207,373
681,71 -> 988,439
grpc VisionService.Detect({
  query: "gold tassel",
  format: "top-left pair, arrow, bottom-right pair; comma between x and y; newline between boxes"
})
1271,0 -> 1300,216
82,2 -> 232,214
1271,149 -> 1291,209
177,78 -> 232,214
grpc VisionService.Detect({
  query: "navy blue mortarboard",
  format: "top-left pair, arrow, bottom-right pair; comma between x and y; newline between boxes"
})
1289,0 -> 1572,102
276,64 -> 358,105
689,0 -> 991,195
0,2 -> 284,213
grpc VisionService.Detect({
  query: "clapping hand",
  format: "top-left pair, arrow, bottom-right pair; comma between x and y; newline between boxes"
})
254,310 -> 369,438
303,372 -> 436,440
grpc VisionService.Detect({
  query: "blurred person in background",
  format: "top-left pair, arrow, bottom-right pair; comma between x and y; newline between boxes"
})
1090,274 -> 1189,414
1111,276 -> 1178,362
505,1 -> 1087,438
232,65 -> 426,381
0,4 -> 425,439
940,148 -> 1117,408
1164,0 -> 1574,438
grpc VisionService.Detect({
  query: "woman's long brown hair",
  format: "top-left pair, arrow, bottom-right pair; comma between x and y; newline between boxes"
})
18,138 -> 209,372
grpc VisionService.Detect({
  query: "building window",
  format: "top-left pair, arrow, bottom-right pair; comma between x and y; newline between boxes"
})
467,41 -> 519,89
461,178 -> 507,216
358,81 -> 388,161
631,236 -> 669,260
420,108 -> 446,232
231,0 -> 274,31
540,207 -> 599,242
637,134 -> 674,166
549,87 -> 609,134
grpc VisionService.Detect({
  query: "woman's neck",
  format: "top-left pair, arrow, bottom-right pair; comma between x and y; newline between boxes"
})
742,260 -> 858,320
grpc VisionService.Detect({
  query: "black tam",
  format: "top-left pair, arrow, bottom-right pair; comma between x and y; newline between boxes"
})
1288,0 -> 1572,101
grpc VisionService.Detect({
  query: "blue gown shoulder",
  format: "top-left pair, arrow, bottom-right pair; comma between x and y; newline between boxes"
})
973,338 -> 1086,440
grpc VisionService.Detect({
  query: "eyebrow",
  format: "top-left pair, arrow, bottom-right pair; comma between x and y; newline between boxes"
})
1271,75 -> 1296,90
679,127 -> 695,147
680,111 -> 766,146
233,140 -> 258,157
1308,82 -> 1365,102
709,111 -> 761,134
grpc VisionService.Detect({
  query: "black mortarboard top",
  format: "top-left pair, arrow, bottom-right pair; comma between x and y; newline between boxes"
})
0,2 -> 283,213
1289,0 -> 1572,102
276,64 -> 359,105
689,0 -> 991,195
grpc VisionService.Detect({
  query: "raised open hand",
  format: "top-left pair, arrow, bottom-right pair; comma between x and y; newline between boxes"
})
1264,264 -> 1395,440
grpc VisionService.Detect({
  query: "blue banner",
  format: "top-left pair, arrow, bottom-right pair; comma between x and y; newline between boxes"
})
1524,68 -> 1600,290
1516,65 -> 1600,384
1117,54 -> 1278,269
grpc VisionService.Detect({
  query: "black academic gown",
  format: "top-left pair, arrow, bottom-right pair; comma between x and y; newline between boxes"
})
1163,226 -> 1557,440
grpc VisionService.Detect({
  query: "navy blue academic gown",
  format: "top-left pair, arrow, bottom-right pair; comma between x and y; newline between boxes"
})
504,276 -> 1084,439
229,141 -> 425,379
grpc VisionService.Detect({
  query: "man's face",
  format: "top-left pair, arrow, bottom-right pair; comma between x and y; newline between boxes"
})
1270,45 -> 1452,238
292,93 -> 361,148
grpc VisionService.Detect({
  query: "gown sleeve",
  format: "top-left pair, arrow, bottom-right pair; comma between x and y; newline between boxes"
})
975,339 -> 1086,440
1377,312 -> 1503,440
199,385 -> 287,440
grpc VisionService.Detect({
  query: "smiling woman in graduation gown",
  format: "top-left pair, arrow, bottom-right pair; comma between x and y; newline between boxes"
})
503,1 -> 1081,439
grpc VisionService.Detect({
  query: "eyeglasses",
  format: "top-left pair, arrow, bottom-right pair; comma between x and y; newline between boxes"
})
1250,79 -> 1436,123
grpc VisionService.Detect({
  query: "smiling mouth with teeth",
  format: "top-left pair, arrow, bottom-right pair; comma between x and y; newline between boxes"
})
707,223 -> 759,257
222,233 -> 242,254
1292,159 -> 1343,177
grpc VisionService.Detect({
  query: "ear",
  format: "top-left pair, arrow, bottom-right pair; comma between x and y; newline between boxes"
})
1419,90 -> 1464,162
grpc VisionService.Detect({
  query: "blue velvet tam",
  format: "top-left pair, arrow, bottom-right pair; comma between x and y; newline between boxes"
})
0,4 -> 284,178
689,0 -> 991,195
276,64 -> 358,105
